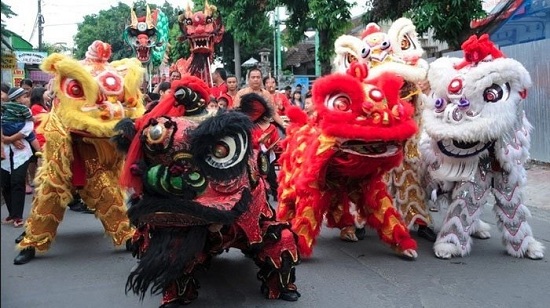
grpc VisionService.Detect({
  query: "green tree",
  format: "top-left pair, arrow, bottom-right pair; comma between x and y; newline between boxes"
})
1,2 -> 16,50
211,0 -> 275,75
364,0 -> 486,50
279,0 -> 353,75
214,0 -> 353,76
1,2 -> 16,31
74,1 -> 186,62
73,2 -> 133,60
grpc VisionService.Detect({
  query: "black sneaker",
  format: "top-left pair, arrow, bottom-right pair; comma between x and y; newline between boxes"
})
417,225 -> 437,242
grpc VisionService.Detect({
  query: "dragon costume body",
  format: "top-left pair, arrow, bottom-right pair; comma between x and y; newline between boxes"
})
421,34 -> 545,259
14,41 -> 145,264
277,65 -> 419,259
123,4 -> 169,89
117,77 -> 300,307
332,18 -> 434,241
171,1 -> 224,87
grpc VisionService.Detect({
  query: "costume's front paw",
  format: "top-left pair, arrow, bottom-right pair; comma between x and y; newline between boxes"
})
401,249 -> 418,260
433,242 -> 461,259
525,239 -> 544,260
339,226 -> 359,242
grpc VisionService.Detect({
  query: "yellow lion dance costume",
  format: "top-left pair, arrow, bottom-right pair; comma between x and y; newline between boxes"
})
14,41 -> 145,265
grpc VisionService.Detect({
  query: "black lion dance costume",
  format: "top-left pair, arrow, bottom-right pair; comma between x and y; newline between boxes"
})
114,76 -> 300,307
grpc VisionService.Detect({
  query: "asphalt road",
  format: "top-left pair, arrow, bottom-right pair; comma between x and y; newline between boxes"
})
2,166 -> 550,308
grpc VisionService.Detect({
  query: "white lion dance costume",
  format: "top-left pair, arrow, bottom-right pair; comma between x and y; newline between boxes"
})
421,34 -> 544,259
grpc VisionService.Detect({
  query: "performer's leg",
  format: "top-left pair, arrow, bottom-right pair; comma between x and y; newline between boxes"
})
255,226 -> 300,301
15,166 -> 73,265
17,180 -> 72,253
287,187 -> 330,257
433,179 -> 487,259
266,162 -> 278,201
160,276 -> 200,308
361,179 -> 417,258
325,190 -> 366,242
79,169 -> 134,246
492,171 -> 544,259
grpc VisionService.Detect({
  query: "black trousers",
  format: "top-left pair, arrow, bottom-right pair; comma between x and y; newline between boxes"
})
1,149 -> 30,220
267,163 -> 278,197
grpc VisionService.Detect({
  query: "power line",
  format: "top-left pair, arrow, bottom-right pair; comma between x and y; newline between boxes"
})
43,23 -> 79,27
28,10 -> 39,42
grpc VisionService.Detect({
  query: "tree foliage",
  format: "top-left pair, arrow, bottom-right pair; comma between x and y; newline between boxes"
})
1,2 -> 16,31
211,0 -> 275,74
73,2 -> 133,60
213,0 -> 353,75
71,0 -> 352,76
281,0 -> 353,75
364,0 -> 486,50
74,1 -> 184,61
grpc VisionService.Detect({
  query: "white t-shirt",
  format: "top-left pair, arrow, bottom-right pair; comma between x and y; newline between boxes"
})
1,121 -> 33,172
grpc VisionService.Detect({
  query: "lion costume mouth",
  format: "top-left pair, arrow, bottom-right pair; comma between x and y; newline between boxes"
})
437,139 -> 493,158
339,139 -> 401,157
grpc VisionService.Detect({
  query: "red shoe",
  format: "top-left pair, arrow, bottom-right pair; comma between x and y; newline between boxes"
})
13,219 -> 24,228
2,216 -> 14,224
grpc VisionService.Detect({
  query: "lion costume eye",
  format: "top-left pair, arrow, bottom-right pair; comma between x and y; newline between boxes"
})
483,83 -> 510,103
360,46 -> 371,58
190,112 -> 252,181
434,98 -> 447,113
62,78 -> 84,99
326,94 -> 352,112
401,37 -> 411,50
380,39 -> 391,50
205,134 -> 248,169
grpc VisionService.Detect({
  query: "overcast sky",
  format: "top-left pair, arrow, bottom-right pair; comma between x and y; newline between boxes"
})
3,0 -> 368,49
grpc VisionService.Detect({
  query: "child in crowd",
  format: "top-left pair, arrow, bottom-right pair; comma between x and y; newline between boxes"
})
1,88 -> 42,156
217,93 -> 232,109
206,97 -> 220,114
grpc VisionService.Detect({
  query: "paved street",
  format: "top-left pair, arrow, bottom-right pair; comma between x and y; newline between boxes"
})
2,164 -> 549,308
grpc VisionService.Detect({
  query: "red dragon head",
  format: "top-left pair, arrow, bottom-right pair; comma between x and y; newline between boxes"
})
178,0 -> 224,56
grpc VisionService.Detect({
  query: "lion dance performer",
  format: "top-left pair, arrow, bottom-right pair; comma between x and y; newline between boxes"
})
238,93 -> 282,201
421,34 -> 545,259
14,41 -> 145,265
277,63 -> 419,259
331,18 -> 436,242
171,1 -> 224,87
115,76 -> 300,307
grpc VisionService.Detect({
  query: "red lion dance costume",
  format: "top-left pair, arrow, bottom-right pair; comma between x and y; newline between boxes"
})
115,76 -> 300,307
277,65 -> 419,259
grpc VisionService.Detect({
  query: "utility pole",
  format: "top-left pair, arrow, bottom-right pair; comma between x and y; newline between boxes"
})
275,6 -> 282,86
315,31 -> 321,77
38,0 -> 44,51
273,13 -> 276,79
234,40 -> 241,85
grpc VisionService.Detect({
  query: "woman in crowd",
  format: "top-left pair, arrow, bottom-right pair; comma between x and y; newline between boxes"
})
1,88 -> 33,228
28,87 -> 50,166
290,90 -> 303,109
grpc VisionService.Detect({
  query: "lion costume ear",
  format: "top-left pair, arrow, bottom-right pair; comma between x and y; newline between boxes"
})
40,53 -> 68,74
